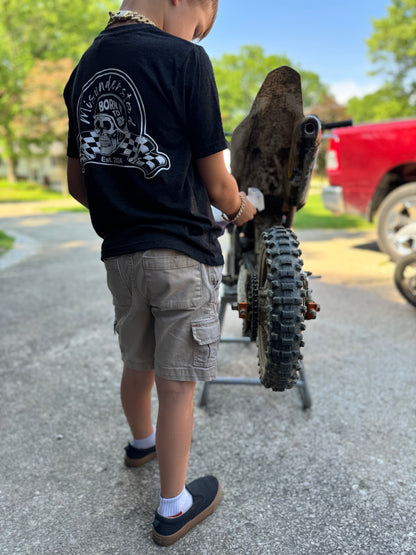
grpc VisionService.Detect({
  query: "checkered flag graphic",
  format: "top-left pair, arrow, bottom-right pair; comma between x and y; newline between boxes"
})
79,134 -> 101,162
120,134 -> 170,176
79,132 -> 170,178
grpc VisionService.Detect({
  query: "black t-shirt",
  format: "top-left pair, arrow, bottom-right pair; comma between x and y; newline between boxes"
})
64,24 -> 227,265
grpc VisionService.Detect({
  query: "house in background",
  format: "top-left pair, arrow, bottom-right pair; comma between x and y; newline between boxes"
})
0,142 -> 67,193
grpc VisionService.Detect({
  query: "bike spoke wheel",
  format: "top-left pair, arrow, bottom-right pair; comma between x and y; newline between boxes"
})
257,226 -> 306,391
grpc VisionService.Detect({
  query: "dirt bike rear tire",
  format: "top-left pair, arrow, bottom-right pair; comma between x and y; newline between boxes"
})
257,226 -> 306,391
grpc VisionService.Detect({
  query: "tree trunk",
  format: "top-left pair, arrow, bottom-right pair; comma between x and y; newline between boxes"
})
2,126 -> 19,183
4,156 -> 18,183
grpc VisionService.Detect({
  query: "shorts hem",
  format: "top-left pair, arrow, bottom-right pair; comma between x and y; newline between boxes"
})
155,365 -> 217,382
123,358 -> 155,371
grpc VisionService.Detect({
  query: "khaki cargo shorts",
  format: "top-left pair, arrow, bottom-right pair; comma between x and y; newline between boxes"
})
104,249 -> 223,381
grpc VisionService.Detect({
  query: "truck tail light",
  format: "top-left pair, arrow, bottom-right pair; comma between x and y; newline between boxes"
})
325,140 -> 340,171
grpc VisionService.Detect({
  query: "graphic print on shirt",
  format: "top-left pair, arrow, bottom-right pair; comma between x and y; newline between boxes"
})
76,68 -> 170,178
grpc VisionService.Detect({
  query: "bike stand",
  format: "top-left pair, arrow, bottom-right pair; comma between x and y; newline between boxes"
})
199,282 -> 312,410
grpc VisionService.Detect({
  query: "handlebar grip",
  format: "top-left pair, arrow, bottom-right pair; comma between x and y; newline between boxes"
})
322,119 -> 353,130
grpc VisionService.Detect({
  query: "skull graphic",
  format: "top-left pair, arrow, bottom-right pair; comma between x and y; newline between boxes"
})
93,94 -> 128,156
93,114 -> 121,155
78,69 -> 170,176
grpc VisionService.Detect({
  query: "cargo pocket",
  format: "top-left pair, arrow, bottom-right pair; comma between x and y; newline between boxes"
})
191,317 -> 221,368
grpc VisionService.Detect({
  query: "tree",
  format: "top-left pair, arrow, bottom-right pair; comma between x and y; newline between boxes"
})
15,59 -> 74,153
347,83 -> 414,123
367,0 -> 416,90
212,45 -> 328,133
0,0 -> 112,182
360,0 -> 416,120
339,1 -> 416,124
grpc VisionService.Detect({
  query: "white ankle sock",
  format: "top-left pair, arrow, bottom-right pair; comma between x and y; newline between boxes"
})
158,487 -> 193,518
130,425 -> 155,449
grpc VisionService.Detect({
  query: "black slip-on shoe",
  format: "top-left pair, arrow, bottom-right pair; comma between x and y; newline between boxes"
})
124,443 -> 156,467
152,475 -> 222,546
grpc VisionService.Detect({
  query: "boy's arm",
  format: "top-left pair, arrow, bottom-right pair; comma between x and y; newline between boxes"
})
197,152 -> 257,226
67,157 -> 89,208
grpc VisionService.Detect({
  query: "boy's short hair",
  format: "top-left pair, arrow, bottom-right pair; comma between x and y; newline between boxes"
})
190,0 -> 219,39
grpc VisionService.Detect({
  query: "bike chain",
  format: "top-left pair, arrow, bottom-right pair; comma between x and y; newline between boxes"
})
243,272 -> 259,341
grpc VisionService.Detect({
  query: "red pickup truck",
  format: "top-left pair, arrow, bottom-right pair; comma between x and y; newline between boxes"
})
322,119 -> 416,261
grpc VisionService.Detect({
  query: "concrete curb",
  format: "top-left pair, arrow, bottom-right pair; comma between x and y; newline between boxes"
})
0,229 -> 40,271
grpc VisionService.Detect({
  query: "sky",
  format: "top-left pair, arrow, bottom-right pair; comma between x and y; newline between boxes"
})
202,0 -> 391,104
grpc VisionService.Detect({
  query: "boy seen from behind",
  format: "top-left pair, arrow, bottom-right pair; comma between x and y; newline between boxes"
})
64,0 -> 256,546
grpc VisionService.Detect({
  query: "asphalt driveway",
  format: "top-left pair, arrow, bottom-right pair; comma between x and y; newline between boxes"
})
0,209 -> 415,554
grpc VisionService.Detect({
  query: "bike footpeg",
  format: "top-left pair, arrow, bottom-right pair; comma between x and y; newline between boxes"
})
237,302 -> 248,319
306,301 -> 320,320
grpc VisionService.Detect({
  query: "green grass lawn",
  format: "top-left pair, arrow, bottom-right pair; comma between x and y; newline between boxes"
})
294,191 -> 374,230
0,230 -> 14,256
40,204 -> 88,213
0,180 -> 374,258
0,179 -> 64,202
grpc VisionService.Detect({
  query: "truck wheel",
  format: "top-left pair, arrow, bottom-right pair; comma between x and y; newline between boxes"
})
257,226 -> 306,391
377,183 -> 416,261
394,252 -> 416,307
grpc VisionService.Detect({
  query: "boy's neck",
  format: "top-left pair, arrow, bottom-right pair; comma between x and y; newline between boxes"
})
119,0 -> 165,30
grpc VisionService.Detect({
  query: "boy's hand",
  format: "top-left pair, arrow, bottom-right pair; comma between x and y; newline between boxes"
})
230,191 -> 257,227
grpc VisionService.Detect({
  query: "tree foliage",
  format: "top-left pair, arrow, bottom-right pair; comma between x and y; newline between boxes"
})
347,83 -> 414,123
367,0 -> 416,93
0,0 -> 112,181
347,0 -> 416,123
212,45 -> 328,133
15,58 -> 74,154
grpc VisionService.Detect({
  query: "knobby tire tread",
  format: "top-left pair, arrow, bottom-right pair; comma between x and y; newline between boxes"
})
257,226 -> 306,391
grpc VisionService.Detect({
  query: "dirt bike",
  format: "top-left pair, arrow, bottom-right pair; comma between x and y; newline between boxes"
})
200,66 -> 352,409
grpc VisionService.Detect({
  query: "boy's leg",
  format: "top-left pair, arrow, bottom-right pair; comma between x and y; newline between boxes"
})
142,250 -> 222,543
120,366 -> 155,439
155,376 -> 196,498
152,376 -> 221,546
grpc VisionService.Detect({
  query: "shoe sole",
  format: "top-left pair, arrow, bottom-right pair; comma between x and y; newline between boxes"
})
124,451 -> 157,467
151,482 -> 222,546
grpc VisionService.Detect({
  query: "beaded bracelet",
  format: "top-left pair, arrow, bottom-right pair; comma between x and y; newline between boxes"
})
222,192 -> 246,225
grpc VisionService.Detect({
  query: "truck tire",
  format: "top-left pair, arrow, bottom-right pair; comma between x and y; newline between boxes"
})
257,226 -> 306,391
394,252 -> 416,307
377,183 -> 416,261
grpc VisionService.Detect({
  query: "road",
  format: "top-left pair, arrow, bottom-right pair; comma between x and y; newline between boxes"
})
0,209 -> 415,554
